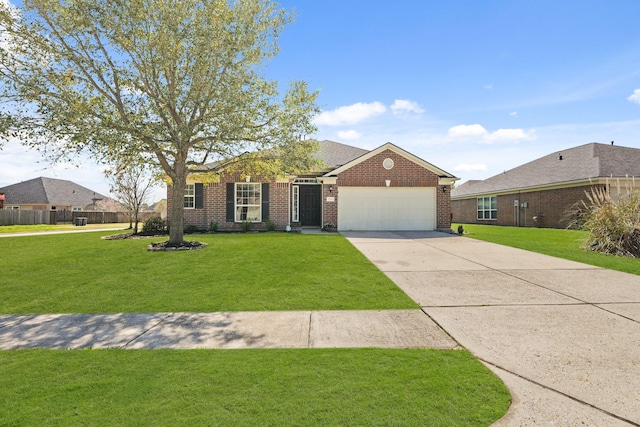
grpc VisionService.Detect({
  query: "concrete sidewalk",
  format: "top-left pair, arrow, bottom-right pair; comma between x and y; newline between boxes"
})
0,310 -> 457,350
344,231 -> 640,427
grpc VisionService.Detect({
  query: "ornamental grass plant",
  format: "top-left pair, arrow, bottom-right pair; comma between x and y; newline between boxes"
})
571,181 -> 640,258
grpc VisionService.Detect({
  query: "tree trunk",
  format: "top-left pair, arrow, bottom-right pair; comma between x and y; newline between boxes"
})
133,208 -> 139,234
169,173 -> 186,245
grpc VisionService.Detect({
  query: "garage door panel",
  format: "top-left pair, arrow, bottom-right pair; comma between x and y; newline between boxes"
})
338,187 -> 436,231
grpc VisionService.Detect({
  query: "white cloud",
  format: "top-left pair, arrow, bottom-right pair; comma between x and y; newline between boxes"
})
483,128 -> 535,143
448,124 -> 488,138
453,163 -> 487,172
315,102 -> 386,126
448,124 -> 535,143
628,89 -> 640,105
484,83 -> 493,90
509,111 -> 518,117
391,99 -> 424,114
337,130 -> 362,140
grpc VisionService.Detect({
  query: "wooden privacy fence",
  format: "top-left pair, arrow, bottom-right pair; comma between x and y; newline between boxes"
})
0,210 -> 55,225
59,211 -> 157,224
0,210 -> 158,226
67,211 -> 119,224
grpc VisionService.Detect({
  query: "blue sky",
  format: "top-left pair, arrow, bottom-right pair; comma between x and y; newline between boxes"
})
2,0 -> 640,201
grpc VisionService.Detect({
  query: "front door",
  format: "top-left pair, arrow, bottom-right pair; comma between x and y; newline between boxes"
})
300,185 -> 321,226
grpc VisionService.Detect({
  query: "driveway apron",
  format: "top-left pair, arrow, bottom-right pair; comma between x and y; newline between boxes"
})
343,231 -> 640,427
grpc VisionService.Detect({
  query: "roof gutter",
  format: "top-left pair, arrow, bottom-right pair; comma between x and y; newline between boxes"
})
451,176 -> 637,199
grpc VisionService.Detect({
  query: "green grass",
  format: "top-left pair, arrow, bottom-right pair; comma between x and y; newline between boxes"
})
0,348 -> 510,426
0,232 -> 416,313
455,224 -> 640,275
0,230 -> 511,425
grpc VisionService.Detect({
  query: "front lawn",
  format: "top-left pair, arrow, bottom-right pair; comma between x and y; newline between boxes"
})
455,224 -> 640,275
0,230 -> 511,425
0,348 -> 510,426
0,232 -> 416,313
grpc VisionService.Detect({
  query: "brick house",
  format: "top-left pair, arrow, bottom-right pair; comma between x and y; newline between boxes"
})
451,142 -> 640,228
168,140 -> 458,232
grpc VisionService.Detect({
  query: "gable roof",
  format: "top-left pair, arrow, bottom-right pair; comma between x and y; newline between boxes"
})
192,140 -> 371,174
0,177 -> 109,206
314,140 -> 369,169
451,142 -> 640,198
189,140 -> 457,182
325,142 -> 458,183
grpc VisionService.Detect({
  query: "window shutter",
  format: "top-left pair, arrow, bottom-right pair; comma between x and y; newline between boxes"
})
195,183 -> 204,209
261,183 -> 270,222
226,183 -> 234,222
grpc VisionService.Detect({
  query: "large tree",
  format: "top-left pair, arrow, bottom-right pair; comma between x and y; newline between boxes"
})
0,0 -> 319,244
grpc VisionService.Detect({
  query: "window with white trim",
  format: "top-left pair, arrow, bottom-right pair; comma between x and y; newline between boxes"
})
184,184 -> 195,209
292,185 -> 299,222
236,183 -> 261,222
477,196 -> 497,220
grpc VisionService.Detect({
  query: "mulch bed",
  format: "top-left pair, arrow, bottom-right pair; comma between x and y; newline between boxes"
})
102,232 -> 207,251
146,240 -> 207,251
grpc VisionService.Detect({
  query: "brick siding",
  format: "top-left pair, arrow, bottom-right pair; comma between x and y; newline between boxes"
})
336,150 -> 439,187
451,184 -> 606,228
168,173 -> 291,231
168,148 -> 454,232
322,184 -> 337,227
329,149 -> 451,230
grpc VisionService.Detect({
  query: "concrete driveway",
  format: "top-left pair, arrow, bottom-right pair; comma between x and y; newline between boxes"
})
343,231 -> 640,427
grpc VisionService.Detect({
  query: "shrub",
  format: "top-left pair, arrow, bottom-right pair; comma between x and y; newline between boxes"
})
265,219 -> 277,231
209,221 -> 219,232
570,184 -> 640,258
241,221 -> 253,233
184,224 -> 199,234
322,223 -> 337,232
142,216 -> 166,233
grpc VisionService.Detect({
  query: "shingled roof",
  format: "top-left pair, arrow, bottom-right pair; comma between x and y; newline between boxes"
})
314,140 -> 370,169
0,177 -> 109,206
452,142 -> 640,198
193,140 -> 370,173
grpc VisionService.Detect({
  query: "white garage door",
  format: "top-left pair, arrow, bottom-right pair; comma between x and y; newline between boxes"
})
338,187 -> 436,231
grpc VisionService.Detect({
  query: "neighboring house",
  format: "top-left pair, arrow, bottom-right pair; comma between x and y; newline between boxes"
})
0,177 -> 110,211
451,142 -> 640,228
168,140 -> 458,232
